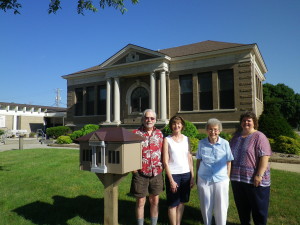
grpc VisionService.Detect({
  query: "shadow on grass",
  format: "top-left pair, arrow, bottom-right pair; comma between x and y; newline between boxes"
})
12,194 -> 239,225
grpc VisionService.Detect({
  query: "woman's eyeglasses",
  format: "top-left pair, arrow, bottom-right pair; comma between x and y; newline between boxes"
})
208,129 -> 219,133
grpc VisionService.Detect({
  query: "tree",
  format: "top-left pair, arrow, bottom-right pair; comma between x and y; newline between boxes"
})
258,105 -> 296,139
0,0 -> 139,15
263,83 -> 300,129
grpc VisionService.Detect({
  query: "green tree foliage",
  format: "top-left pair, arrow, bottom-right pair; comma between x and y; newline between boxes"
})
0,0 -> 139,15
46,126 -> 71,139
263,83 -> 300,128
258,105 -> 296,139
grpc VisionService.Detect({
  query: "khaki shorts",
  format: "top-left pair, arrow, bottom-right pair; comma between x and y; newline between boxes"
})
130,172 -> 164,198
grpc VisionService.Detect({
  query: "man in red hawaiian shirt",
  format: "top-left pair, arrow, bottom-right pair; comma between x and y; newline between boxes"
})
130,109 -> 164,225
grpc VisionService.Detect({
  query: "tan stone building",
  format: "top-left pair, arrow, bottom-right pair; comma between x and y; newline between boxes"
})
62,40 -> 267,132
0,102 -> 66,136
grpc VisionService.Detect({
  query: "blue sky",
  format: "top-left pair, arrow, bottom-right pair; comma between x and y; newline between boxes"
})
1,0 -> 299,107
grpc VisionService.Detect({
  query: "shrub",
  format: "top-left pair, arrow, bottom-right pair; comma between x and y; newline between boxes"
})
56,135 -> 73,144
274,136 -> 300,155
259,111 -> 296,139
29,132 -> 36,138
219,132 -> 232,141
82,124 -> 99,135
69,124 -> 100,142
46,126 -> 71,139
162,120 -> 199,138
69,130 -> 83,141
189,137 -> 199,153
268,138 -> 276,151
196,133 -> 208,140
0,129 -> 4,136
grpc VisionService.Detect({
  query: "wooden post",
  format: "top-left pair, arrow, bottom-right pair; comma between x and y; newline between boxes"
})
96,173 -> 128,225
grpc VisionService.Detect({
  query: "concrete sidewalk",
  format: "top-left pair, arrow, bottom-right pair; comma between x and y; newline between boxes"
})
1,141 -> 300,173
270,162 -> 300,173
0,142 -> 79,152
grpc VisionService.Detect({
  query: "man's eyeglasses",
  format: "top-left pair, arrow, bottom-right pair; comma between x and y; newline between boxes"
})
145,117 -> 156,121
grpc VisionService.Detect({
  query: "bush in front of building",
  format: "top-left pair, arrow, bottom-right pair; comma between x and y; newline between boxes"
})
81,124 -> 99,135
56,135 -> 73,144
69,124 -> 100,142
258,110 -> 296,139
69,130 -> 83,141
0,129 -> 4,136
189,137 -> 199,153
196,133 -> 208,140
29,132 -> 36,138
162,120 -> 199,138
219,132 -> 232,141
273,136 -> 300,155
46,126 -> 71,139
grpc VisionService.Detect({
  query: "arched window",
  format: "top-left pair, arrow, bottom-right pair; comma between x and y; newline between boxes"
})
131,87 -> 149,113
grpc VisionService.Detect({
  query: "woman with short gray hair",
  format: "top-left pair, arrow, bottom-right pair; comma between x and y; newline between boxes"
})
196,118 -> 233,225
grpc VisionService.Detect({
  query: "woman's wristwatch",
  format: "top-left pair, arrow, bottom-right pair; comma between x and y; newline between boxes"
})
256,174 -> 264,177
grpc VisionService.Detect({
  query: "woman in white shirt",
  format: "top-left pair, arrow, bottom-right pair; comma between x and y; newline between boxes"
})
163,116 -> 194,225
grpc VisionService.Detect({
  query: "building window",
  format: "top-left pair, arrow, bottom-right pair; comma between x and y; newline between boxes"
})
75,88 -> 83,116
256,75 -> 263,101
198,72 -> 213,110
218,69 -> 234,109
108,150 -> 120,164
82,149 -> 92,161
86,86 -> 95,115
180,75 -> 193,111
131,87 -> 149,113
97,85 -> 106,115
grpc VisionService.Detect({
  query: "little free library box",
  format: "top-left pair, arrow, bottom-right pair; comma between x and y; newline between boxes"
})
77,127 -> 144,174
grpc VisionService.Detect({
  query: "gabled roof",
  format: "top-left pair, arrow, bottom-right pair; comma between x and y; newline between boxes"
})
158,40 -> 252,58
76,127 -> 145,142
63,40 -> 256,78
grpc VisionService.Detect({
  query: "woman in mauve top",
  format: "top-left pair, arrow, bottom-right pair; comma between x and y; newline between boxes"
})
230,111 -> 272,225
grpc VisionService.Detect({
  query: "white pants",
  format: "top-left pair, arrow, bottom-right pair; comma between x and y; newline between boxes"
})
197,177 -> 229,225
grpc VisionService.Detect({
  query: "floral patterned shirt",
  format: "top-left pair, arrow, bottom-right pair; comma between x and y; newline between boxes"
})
133,126 -> 163,177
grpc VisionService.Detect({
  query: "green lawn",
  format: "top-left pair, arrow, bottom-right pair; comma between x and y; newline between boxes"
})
0,148 -> 299,225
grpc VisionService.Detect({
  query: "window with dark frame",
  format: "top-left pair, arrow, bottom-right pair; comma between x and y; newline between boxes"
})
75,88 -> 83,116
97,85 -> 106,115
131,87 -> 149,113
218,69 -> 234,109
86,86 -> 95,115
198,72 -> 213,110
108,150 -> 120,164
180,75 -> 193,111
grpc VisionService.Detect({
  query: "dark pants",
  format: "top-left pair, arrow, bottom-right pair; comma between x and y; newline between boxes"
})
231,181 -> 270,225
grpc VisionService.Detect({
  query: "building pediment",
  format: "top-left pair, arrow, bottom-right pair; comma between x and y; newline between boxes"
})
100,44 -> 167,68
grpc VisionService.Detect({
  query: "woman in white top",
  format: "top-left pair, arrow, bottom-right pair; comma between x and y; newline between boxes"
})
163,116 -> 194,225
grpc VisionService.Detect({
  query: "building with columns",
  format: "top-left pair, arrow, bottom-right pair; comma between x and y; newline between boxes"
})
62,40 -> 267,132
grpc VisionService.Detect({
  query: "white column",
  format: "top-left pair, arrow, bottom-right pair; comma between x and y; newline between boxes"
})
105,78 -> 111,123
13,115 -> 17,131
113,77 -> 121,124
160,70 -> 167,121
150,72 -> 156,111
